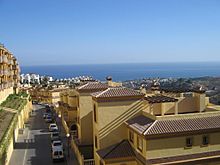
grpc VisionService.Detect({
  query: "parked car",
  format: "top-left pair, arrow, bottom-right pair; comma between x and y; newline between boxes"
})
52,147 -> 64,162
45,115 -> 53,123
49,123 -> 58,132
51,132 -> 61,142
43,113 -> 49,119
51,140 -> 63,150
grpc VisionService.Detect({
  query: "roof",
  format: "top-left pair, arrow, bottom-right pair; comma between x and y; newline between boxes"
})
147,150 -> 220,164
77,82 -> 108,92
49,88 -> 66,92
97,140 -> 135,160
125,115 -> 155,134
91,87 -> 144,99
126,113 -> 220,138
145,95 -> 178,104
161,87 -> 206,94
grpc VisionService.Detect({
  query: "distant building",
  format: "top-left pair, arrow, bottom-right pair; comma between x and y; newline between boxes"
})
21,74 -> 54,84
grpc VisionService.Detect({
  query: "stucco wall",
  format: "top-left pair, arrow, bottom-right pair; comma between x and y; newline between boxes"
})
95,100 -> 143,149
146,132 -> 220,159
68,96 -> 78,107
0,87 -> 13,104
79,94 -> 93,144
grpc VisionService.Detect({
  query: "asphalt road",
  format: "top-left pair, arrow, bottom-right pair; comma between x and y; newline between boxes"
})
9,104 -> 70,165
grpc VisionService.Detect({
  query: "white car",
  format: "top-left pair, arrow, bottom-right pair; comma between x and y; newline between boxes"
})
52,147 -> 64,161
49,123 -> 58,132
51,140 -> 63,150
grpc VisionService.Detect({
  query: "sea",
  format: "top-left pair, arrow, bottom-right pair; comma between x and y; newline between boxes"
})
20,62 -> 220,81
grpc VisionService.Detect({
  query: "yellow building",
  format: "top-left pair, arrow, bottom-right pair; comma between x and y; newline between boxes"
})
0,44 -> 32,165
59,77 -> 123,139
93,89 -> 220,165
59,89 -> 78,135
91,87 -> 145,165
63,78 -> 220,165
29,86 -> 66,106
0,44 -> 20,102
124,111 -> 220,165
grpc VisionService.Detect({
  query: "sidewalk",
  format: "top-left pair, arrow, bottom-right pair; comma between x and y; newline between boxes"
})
56,116 -> 79,165
9,127 -> 29,165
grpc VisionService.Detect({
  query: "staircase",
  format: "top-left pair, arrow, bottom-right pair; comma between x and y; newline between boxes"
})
99,100 -> 143,139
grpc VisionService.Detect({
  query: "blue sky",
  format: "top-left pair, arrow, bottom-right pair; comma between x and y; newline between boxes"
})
0,0 -> 220,66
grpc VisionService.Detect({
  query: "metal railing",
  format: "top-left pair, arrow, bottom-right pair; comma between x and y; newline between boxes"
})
84,159 -> 95,165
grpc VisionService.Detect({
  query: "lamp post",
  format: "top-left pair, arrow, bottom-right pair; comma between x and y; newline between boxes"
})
66,133 -> 70,157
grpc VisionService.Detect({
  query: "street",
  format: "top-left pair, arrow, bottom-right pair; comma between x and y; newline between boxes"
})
9,104 -> 78,165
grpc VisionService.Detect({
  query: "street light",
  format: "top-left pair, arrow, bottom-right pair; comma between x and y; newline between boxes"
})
66,133 -> 70,157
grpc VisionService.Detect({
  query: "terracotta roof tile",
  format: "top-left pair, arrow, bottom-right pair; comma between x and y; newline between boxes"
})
126,113 -> 220,137
91,87 -> 144,98
161,87 -> 206,94
145,115 -> 220,136
145,95 -> 178,104
77,82 -> 108,92
125,115 -> 155,134
97,140 -> 135,159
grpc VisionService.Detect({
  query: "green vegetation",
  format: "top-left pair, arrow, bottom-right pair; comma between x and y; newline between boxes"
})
17,91 -> 28,98
1,93 -> 28,111
0,92 -> 30,163
0,113 -> 16,162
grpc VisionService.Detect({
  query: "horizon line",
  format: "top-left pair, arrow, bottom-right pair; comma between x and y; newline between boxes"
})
20,61 -> 220,67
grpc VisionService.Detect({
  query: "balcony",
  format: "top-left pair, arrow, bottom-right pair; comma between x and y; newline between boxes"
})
71,138 -> 95,165
12,65 -> 17,70
13,75 -> 17,80
8,59 -> 13,65
3,70 -> 9,76
2,56 -> 8,63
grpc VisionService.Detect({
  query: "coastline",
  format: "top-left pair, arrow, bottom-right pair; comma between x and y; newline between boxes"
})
20,62 -> 220,81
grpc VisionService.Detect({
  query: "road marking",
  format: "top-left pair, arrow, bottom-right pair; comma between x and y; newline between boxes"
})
23,128 -> 31,165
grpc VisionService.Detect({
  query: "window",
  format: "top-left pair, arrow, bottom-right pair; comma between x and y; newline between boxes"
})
94,104 -> 97,122
203,135 -> 209,146
129,131 -> 134,143
95,136 -> 98,149
137,136 -> 143,151
186,137 -> 193,148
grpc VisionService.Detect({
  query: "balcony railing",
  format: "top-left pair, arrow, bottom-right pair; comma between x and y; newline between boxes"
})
70,138 -> 95,165
2,56 -> 8,63
12,65 -> 17,70
8,59 -> 13,65
3,70 -> 9,75
84,159 -> 95,165
13,75 -> 17,79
